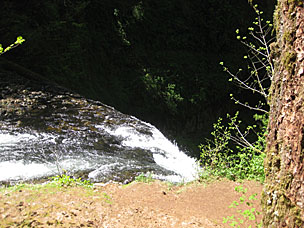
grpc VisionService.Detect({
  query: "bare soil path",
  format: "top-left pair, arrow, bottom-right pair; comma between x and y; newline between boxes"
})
0,180 -> 263,227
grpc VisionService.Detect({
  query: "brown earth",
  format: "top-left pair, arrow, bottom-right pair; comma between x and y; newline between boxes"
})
0,179 -> 263,228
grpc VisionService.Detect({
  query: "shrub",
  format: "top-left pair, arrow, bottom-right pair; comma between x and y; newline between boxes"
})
199,112 -> 266,183
50,174 -> 93,188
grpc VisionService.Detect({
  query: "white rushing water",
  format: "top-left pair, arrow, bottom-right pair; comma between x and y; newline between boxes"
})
0,160 -> 53,181
0,133 -> 36,146
101,122 -> 200,182
0,121 -> 200,183
0,133 -> 56,181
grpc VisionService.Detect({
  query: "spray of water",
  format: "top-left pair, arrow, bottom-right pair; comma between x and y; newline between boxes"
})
0,121 -> 201,183
101,122 -> 200,182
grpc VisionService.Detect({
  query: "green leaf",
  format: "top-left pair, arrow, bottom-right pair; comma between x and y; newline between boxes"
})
4,47 -> 11,52
15,36 -> 25,44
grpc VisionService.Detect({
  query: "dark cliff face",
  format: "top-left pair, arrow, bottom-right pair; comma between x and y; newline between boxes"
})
0,0 -> 275,149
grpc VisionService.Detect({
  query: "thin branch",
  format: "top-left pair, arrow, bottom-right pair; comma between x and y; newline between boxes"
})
230,122 -> 264,154
231,97 -> 268,113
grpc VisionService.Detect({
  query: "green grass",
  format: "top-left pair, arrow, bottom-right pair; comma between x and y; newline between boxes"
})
0,174 -> 93,194
134,172 -> 155,183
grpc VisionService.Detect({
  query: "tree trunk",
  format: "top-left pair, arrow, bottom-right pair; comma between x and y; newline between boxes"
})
262,1 -> 304,227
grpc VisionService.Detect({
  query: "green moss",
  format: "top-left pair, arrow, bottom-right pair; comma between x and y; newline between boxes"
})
263,147 -> 281,175
262,168 -> 304,226
287,0 -> 304,8
283,31 -> 294,44
283,51 -> 297,74
273,2 -> 281,33
290,207 -> 303,226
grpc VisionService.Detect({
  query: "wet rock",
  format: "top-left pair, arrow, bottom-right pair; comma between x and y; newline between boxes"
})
0,70 -> 198,184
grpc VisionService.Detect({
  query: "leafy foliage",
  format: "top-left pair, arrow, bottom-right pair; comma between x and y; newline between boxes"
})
199,113 -> 266,183
199,4 -> 273,183
223,185 -> 262,227
142,70 -> 184,113
50,174 -> 93,188
135,172 -> 154,183
220,4 -> 274,113
0,36 -> 25,55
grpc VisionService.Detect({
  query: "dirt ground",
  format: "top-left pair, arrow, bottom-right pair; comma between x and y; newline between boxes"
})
0,179 -> 263,228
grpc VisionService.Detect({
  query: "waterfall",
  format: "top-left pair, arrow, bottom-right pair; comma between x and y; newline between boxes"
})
0,84 -> 200,184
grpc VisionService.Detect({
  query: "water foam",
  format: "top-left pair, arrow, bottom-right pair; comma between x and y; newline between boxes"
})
0,123 -> 200,183
0,160 -> 53,181
0,157 -> 95,182
102,123 -> 200,182
0,133 -> 36,145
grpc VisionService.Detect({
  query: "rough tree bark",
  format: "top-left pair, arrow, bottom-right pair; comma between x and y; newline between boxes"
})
262,0 -> 304,227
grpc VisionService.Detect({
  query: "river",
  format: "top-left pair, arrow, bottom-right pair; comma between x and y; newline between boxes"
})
0,72 -> 200,185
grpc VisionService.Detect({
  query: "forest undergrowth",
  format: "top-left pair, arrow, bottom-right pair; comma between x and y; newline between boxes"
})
199,3 -> 273,184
